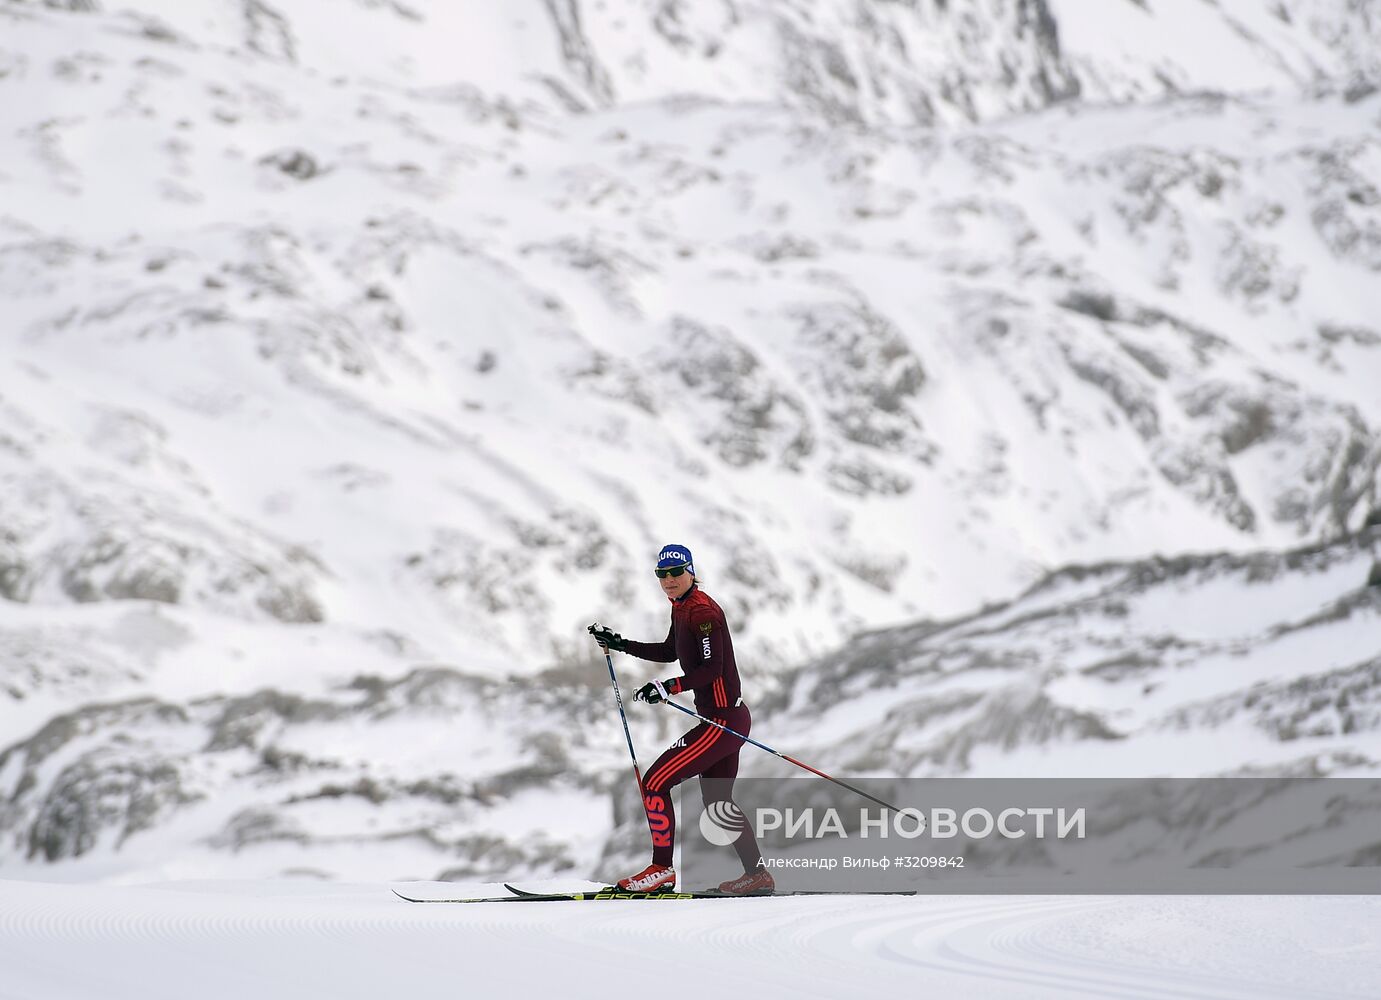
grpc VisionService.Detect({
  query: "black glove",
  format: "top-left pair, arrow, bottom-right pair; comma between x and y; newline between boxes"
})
635,678 -> 682,704
635,679 -> 670,704
587,623 -> 628,653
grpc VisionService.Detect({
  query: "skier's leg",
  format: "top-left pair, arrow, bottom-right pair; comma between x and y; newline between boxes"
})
640,716 -> 746,866
640,722 -> 715,866
700,757 -> 766,874
699,707 -> 764,875
616,725 -> 717,890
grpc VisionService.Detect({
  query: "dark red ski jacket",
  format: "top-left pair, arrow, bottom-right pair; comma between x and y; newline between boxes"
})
624,585 -> 742,715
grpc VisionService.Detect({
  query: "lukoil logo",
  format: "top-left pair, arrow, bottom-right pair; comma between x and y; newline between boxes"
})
698,800 -> 749,846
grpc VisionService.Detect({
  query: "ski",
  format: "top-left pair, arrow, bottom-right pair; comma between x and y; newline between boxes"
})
391,883 -> 918,904
503,882 -> 729,900
504,883 -> 917,899
393,886 -> 723,903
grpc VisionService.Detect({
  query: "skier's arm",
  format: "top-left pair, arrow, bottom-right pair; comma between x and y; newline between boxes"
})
664,610 -> 724,694
624,624 -> 676,662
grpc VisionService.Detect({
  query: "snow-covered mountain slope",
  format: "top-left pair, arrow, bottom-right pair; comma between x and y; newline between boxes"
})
2,1 -> 1380,884
11,0 -> 1379,126
2,879 -> 1376,1000
2,530 -> 1374,885
3,0 -> 1380,679
766,525 -> 1381,781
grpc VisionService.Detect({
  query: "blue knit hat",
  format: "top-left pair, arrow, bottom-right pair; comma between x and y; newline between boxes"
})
656,543 -> 694,575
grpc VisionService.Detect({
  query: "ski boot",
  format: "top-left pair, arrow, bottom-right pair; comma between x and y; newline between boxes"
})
716,870 -> 775,896
615,863 -> 677,893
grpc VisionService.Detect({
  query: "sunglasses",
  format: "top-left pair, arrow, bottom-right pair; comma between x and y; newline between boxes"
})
654,564 -> 690,579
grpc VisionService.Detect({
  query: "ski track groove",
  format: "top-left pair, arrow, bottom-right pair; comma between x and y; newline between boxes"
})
1000,898 -> 1381,1000
848,896 -> 1146,997
1009,932 -> 1333,1000
919,900 -> 1244,1000
901,897 -> 1375,1000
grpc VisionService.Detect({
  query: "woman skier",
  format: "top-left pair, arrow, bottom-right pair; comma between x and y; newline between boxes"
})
591,543 -> 773,895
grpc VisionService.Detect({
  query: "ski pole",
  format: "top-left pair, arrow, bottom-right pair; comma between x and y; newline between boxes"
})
657,697 -> 904,814
585,629 -> 643,801
600,647 -> 646,798
594,644 -> 669,846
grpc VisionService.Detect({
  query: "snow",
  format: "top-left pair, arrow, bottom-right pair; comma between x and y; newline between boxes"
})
5,4 -> 1378,687
0,878 -> 1376,1000
0,2 -> 1379,978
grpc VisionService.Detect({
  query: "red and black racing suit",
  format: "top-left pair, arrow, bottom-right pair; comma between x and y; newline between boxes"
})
624,584 -> 763,872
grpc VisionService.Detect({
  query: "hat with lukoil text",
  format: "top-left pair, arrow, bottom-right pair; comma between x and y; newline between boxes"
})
656,544 -> 694,575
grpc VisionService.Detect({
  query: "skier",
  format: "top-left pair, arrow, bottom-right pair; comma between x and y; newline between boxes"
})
590,543 -> 774,895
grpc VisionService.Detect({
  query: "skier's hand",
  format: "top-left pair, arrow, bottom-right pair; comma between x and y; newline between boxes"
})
635,679 -> 671,704
587,623 -> 628,653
